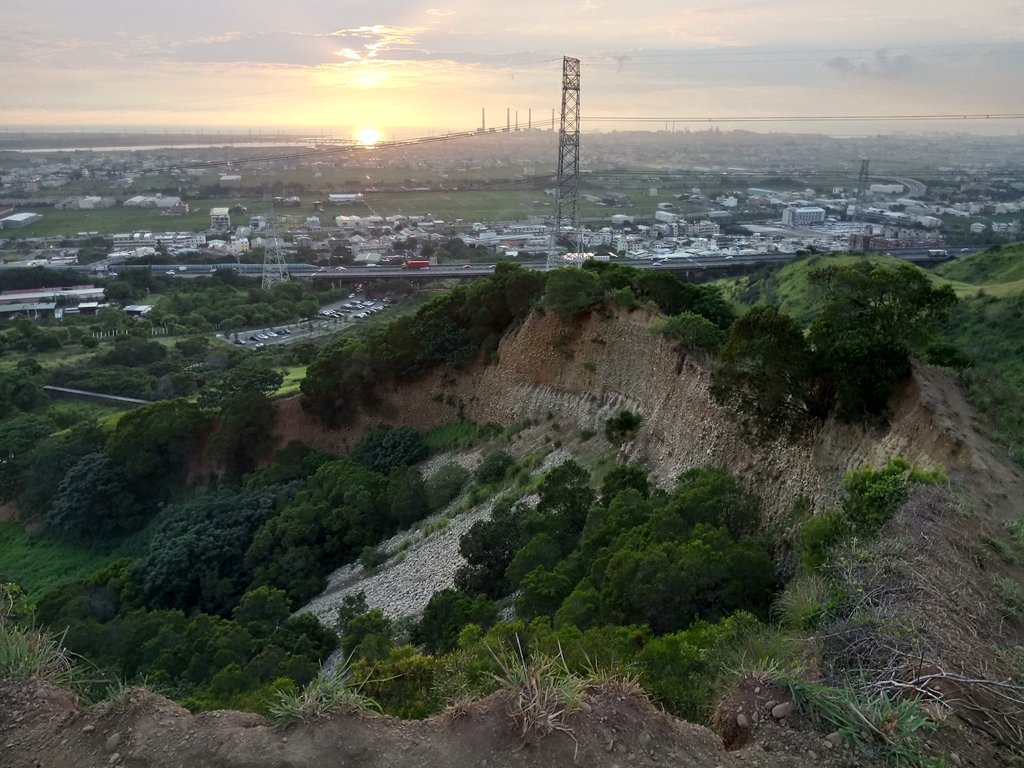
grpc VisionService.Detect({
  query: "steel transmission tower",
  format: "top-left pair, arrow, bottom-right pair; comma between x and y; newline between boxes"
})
851,158 -> 871,252
260,213 -> 290,290
547,56 -> 582,270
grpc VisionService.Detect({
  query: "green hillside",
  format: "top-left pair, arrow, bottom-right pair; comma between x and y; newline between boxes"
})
716,249 -> 1024,464
935,243 -> 1024,285
717,253 -> 911,323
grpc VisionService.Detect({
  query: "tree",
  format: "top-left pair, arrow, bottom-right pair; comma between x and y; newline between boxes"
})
351,427 -> 426,475
415,589 -> 497,653
199,358 -> 284,410
136,487 -> 282,615
652,312 -> 726,352
544,268 -> 603,320
0,368 -> 46,417
211,391 -> 278,477
809,262 -> 958,418
44,453 -> 140,539
0,413 -> 54,500
18,422 -> 107,518
106,399 -> 210,494
710,305 -> 826,438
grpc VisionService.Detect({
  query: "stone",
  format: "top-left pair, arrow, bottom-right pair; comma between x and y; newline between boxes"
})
771,702 -> 793,719
81,725 -> 95,734
825,732 -> 843,747
736,713 -> 750,729
108,753 -> 121,765
949,753 -> 962,766
751,711 -> 759,725
105,733 -> 122,753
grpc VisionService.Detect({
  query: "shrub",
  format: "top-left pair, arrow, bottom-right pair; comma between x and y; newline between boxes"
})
772,574 -> 829,630
605,411 -> 642,443
426,462 -> 471,510
488,639 -> 587,739
351,427 -> 427,475
358,546 -> 389,570
266,662 -> 379,726
799,510 -> 847,571
474,451 -> 515,486
993,577 -> 1024,623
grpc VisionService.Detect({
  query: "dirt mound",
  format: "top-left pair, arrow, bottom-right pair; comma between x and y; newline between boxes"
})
0,678 -> 872,768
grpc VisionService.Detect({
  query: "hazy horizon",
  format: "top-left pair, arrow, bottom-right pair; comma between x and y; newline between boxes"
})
4,1 -> 1023,139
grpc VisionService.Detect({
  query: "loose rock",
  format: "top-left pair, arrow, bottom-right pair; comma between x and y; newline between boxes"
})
771,702 -> 793,719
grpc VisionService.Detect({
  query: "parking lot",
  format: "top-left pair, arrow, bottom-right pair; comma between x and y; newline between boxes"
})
217,294 -> 392,350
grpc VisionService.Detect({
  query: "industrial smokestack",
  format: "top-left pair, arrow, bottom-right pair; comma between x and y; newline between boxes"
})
481,108 -> 485,131
507,108 -> 510,132
515,110 -> 519,131
529,109 -> 532,130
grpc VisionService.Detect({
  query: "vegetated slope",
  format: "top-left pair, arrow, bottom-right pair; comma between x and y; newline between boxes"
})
275,303 -> 1024,525
935,243 -> 1024,287
718,253 -> 913,323
934,244 -> 1024,463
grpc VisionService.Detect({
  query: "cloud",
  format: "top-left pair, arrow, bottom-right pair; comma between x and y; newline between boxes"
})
427,8 -> 455,17
825,48 -> 915,78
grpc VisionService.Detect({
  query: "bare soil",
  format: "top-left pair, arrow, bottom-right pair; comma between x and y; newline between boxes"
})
0,678 -> 874,768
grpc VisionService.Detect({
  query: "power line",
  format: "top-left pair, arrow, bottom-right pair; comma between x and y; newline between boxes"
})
582,113 -> 1024,124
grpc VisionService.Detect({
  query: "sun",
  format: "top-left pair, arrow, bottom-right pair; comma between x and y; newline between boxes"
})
355,127 -> 382,147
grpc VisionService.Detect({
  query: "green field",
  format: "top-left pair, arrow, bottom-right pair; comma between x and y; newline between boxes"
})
3,199 -> 265,240
0,521 -> 122,596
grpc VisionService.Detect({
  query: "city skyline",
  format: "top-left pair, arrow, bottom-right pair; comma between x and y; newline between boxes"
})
3,0 -> 1024,137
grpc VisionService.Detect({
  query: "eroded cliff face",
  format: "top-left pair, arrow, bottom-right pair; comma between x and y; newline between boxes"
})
274,305 -> 1022,523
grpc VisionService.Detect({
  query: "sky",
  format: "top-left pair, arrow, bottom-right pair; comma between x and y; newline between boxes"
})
3,0 -> 1023,137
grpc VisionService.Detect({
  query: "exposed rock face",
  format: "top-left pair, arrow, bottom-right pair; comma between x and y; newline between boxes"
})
275,305 -> 1023,525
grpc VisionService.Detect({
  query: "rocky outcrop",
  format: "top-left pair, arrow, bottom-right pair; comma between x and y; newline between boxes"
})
274,305 -> 1024,525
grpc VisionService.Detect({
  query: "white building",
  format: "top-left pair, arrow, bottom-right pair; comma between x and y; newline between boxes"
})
685,220 -> 721,237
0,212 -> 43,228
782,206 -> 826,227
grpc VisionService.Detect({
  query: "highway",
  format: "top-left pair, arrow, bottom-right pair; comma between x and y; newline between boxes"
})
45,247 -> 982,284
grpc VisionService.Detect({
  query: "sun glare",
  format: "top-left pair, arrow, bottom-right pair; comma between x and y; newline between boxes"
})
356,127 -> 382,147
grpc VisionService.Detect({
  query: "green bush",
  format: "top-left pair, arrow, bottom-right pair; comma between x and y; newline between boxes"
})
605,410 -> 642,443
652,312 -> 727,352
351,427 -> 427,475
799,510 -> 847,571
425,462 -> 470,510
474,450 -> 515,485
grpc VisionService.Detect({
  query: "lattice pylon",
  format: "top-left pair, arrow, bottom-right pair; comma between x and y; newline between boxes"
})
547,56 -> 581,270
261,213 -> 290,290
